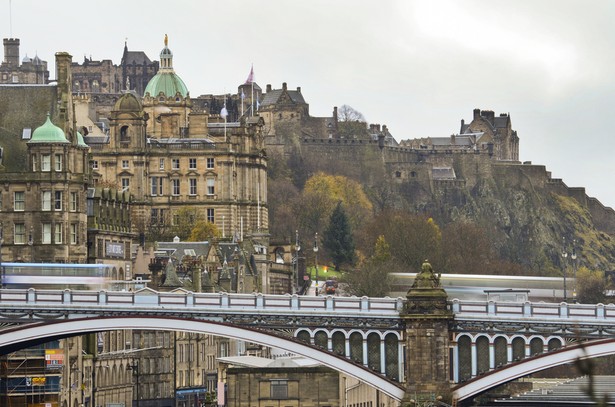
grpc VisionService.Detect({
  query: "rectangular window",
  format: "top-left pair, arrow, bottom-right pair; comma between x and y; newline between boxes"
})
41,154 -> 51,172
55,223 -> 63,244
151,209 -> 159,225
32,155 -> 36,171
14,191 -> 25,211
42,223 -> 52,244
189,158 -> 197,170
206,178 -> 215,195
172,158 -> 180,170
189,178 -> 197,195
207,208 -> 214,223
54,191 -> 63,210
122,160 -> 129,169
159,158 -> 165,170
92,160 -> 99,170
151,177 -> 163,196
151,177 -> 157,196
122,178 -> 130,190
71,223 -> 78,244
42,191 -> 52,211
70,192 -> 78,212
206,158 -> 214,169
55,154 -> 63,171
14,223 -> 25,244
172,179 -> 180,196
271,380 -> 288,399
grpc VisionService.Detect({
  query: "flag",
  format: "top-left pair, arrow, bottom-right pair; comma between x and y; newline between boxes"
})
241,90 -> 246,100
245,65 -> 254,84
220,106 -> 228,118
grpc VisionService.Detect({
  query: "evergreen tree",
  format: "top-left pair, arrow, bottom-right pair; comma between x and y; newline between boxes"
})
324,202 -> 355,270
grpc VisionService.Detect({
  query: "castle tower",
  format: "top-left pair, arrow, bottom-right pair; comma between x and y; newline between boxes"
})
2,38 -> 19,67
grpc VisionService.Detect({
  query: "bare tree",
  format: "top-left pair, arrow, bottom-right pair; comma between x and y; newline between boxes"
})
337,105 -> 366,122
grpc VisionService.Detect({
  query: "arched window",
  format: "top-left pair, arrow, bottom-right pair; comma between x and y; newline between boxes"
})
548,338 -> 562,351
332,332 -> 345,356
512,337 -> 525,361
120,126 -> 129,143
367,333 -> 381,372
476,336 -> 490,374
384,333 -> 399,380
349,332 -> 363,363
530,337 -> 544,356
457,336 -> 472,382
314,331 -> 328,349
494,336 -> 508,367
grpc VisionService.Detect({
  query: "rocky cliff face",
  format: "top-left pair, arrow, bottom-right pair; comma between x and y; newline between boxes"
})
293,142 -> 615,274
415,157 -> 615,274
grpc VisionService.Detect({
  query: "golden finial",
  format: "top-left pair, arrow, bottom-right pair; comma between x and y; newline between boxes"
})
164,34 -> 168,47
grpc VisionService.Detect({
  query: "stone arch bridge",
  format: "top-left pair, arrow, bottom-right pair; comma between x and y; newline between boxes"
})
1,288 -> 615,403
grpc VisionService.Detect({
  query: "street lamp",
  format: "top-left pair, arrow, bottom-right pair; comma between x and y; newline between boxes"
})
562,237 -> 578,302
562,237 -> 568,302
313,232 -> 319,296
294,230 -> 300,293
127,361 -> 140,407
571,240 -> 578,301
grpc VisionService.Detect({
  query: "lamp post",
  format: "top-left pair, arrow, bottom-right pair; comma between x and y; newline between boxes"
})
562,237 -> 568,301
127,361 -> 139,407
562,237 -> 578,302
571,240 -> 578,301
313,232 -> 319,296
294,230 -> 301,293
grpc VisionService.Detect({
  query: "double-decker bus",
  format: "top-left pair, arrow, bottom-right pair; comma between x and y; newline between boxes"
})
0,262 -> 115,290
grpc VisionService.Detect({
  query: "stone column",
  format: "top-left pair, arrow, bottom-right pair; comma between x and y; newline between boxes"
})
401,261 -> 453,406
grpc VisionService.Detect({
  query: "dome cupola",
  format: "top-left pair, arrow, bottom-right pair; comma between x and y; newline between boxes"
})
144,34 -> 188,98
28,113 -> 69,144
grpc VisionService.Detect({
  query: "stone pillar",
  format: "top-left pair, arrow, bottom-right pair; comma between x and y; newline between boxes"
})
401,261 -> 453,406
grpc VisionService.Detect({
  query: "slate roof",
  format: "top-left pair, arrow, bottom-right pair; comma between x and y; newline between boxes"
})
123,51 -> 152,65
156,241 -> 211,262
260,89 -> 306,107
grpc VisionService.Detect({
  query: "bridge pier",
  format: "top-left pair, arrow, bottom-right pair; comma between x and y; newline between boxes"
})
401,261 -> 453,406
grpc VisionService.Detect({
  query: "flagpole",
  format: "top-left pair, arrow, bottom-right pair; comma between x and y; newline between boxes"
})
251,64 -> 254,117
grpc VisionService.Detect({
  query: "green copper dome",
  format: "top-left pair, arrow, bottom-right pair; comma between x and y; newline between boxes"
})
77,131 -> 88,148
144,34 -> 188,98
28,114 -> 69,144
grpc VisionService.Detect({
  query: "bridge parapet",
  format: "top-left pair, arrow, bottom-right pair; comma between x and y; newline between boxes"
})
0,288 -> 405,317
452,299 -> 613,323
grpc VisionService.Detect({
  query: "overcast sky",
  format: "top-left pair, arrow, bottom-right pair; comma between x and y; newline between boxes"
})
5,0 -> 615,208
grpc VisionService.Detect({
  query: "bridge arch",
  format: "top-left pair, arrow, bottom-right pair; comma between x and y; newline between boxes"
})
0,315 -> 406,401
453,337 -> 615,402
453,332 -> 567,382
